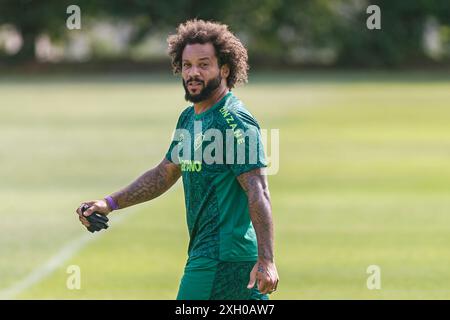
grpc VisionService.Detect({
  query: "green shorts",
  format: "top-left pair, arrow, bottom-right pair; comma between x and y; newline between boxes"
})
176,256 -> 269,300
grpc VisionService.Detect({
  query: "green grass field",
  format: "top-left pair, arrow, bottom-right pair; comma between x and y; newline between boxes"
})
1,72 -> 450,299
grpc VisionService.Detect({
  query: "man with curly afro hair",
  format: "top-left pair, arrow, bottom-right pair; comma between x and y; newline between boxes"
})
76,19 -> 278,300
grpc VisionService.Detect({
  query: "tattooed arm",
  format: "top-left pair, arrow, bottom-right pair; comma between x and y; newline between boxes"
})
237,168 -> 279,295
76,158 -> 180,226
109,158 -> 181,209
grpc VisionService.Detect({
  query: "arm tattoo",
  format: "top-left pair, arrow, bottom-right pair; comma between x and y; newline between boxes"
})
237,168 -> 274,262
110,158 -> 181,210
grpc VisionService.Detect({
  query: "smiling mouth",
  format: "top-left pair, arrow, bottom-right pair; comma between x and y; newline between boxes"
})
188,81 -> 203,86
187,81 -> 203,92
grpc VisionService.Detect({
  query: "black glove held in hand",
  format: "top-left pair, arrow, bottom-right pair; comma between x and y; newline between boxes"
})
80,204 -> 109,233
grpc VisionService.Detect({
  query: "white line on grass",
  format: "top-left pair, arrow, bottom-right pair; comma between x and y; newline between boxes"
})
0,209 -> 136,300
0,182 -> 182,300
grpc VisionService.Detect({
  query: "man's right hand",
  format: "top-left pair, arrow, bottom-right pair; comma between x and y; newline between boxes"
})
76,200 -> 111,228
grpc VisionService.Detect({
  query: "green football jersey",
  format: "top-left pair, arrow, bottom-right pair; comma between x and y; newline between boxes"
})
165,92 -> 267,262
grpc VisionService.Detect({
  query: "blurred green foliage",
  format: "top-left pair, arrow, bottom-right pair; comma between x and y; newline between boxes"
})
0,0 -> 449,66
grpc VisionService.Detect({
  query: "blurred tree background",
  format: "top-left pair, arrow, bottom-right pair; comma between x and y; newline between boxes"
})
0,0 -> 449,69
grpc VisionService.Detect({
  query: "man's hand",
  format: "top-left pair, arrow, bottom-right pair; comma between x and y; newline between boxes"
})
74,159 -> 180,233
237,168 -> 279,295
76,200 -> 111,230
247,259 -> 279,295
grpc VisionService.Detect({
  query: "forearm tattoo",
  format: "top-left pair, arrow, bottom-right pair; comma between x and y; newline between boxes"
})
237,169 -> 274,262
110,158 -> 181,210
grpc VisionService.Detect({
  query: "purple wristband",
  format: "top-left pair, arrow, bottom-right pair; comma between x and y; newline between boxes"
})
105,196 -> 119,211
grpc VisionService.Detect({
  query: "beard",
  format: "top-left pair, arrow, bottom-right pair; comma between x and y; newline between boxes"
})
183,73 -> 222,103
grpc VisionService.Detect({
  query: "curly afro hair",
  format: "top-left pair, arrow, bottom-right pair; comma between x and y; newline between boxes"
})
167,19 -> 249,89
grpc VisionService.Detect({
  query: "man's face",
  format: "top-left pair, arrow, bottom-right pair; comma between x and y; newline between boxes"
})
181,43 -> 225,103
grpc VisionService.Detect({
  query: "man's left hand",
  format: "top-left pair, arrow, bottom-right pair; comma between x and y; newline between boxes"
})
247,259 -> 279,295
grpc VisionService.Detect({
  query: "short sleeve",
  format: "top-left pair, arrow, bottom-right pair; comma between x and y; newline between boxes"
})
165,109 -> 189,164
221,110 -> 267,177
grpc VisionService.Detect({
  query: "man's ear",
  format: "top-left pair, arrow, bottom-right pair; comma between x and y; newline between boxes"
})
221,64 -> 230,79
